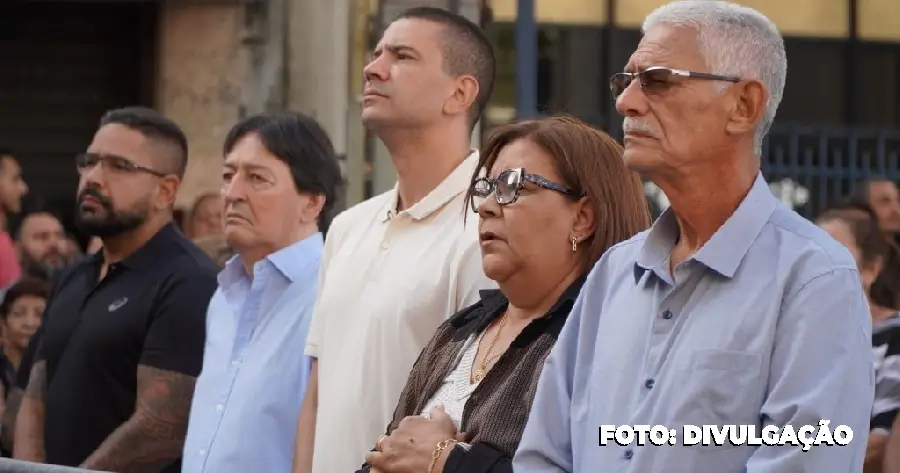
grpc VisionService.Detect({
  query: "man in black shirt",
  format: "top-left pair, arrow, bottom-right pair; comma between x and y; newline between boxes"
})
13,106 -> 218,473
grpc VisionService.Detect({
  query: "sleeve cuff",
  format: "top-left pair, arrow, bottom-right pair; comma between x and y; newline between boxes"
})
443,444 -> 467,473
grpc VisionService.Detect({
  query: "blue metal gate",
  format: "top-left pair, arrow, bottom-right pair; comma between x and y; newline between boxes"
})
614,121 -> 900,219
761,126 -> 900,218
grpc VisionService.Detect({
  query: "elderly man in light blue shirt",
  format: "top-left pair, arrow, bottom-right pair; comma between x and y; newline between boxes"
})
513,2 -> 874,473
182,112 -> 343,473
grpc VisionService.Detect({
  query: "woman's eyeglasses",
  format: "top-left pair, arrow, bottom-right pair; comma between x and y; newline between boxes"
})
609,66 -> 740,99
470,167 -> 582,213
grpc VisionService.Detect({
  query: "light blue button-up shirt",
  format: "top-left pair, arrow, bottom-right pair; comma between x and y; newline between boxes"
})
514,173 -> 874,473
182,233 -> 323,473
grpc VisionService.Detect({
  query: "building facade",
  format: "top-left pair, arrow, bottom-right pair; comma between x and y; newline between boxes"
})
0,0 -> 896,229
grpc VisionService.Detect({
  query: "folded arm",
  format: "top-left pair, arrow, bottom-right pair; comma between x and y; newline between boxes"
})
13,360 -> 46,462
79,365 -> 196,473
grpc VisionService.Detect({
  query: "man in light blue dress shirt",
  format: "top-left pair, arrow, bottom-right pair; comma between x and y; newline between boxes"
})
514,2 -> 874,472
182,112 -> 342,473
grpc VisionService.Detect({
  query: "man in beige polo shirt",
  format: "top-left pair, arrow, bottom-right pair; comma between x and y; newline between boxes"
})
291,6 -> 497,473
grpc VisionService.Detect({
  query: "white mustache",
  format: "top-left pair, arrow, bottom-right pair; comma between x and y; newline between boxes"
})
622,118 -> 659,138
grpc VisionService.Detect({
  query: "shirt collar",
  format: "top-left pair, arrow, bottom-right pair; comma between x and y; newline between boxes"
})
379,150 -> 479,223
635,172 -> 779,281
452,273 -> 589,339
92,222 -> 182,271
218,232 -> 324,286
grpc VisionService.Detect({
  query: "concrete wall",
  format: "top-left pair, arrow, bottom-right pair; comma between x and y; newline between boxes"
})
157,0 -> 352,210
155,0 -> 244,208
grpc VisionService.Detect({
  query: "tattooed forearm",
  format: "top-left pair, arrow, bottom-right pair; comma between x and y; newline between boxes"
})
2,387 -> 24,451
79,365 -> 196,473
14,361 -> 46,462
23,361 -> 46,400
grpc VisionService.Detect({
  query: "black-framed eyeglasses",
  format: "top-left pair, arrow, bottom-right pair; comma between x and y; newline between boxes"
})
609,66 -> 740,99
470,167 -> 583,213
75,153 -> 167,177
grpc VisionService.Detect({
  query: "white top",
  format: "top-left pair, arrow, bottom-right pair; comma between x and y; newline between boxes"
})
305,151 -> 496,473
420,333 -> 483,429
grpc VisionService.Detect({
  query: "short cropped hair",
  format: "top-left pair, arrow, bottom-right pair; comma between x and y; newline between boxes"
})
100,106 -> 189,179
395,7 -> 496,127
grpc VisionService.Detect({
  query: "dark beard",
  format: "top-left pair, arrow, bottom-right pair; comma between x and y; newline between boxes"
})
74,189 -> 149,239
20,254 -> 68,282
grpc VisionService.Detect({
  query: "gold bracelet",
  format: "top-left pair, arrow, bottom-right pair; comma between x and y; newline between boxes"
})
427,438 -> 457,473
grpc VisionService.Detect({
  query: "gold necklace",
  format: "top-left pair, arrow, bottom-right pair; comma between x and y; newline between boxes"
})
471,312 -> 508,383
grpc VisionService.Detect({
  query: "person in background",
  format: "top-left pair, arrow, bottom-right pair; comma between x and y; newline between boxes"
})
513,2 -> 872,472
360,116 -> 650,473
0,278 -> 47,396
14,212 -> 69,282
183,112 -> 342,473
850,178 -> 900,312
62,237 -> 84,263
1,213 -> 81,456
188,192 -> 223,240
13,106 -> 218,473
816,203 -> 900,473
0,278 -> 47,384
189,192 -> 227,269
0,150 -> 29,294
852,179 -> 900,238
192,234 -> 233,270
293,7 -> 496,473
0,277 -> 48,457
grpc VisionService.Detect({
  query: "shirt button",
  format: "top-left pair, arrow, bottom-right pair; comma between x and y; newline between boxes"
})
381,241 -> 389,250
662,310 -> 673,320
215,404 -> 224,412
644,378 -> 655,389
624,449 -> 633,460
231,360 -> 240,367
199,449 -> 206,456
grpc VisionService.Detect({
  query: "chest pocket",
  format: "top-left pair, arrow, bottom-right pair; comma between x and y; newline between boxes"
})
673,349 -> 763,428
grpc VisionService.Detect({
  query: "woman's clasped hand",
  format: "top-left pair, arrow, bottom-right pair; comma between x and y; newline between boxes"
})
365,406 -> 468,473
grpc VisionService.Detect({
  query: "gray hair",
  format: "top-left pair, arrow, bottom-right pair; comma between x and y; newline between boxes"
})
642,1 -> 787,155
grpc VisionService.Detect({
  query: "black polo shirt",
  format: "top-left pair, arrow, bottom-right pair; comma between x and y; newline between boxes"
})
36,222 -> 217,472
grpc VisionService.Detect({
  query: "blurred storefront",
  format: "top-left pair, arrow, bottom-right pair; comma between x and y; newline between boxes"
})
482,0 -> 900,131
480,0 -> 900,217
0,0 -> 353,226
1,0 -> 897,226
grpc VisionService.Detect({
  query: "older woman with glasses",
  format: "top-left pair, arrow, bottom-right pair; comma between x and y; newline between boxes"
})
358,116 -> 651,473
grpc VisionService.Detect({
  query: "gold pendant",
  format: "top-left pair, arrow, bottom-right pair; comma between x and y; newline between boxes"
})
472,370 -> 485,383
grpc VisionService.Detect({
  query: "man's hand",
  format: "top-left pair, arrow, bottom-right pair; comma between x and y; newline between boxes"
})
865,432 -> 888,473
78,365 -> 196,473
365,406 -> 465,473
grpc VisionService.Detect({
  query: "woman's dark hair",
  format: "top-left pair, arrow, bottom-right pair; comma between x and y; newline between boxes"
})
465,115 -> 651,268
816,201 -> 897,308
0,277 -> 50,319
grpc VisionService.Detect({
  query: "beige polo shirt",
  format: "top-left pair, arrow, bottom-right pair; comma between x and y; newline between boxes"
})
305,151 -> 495,473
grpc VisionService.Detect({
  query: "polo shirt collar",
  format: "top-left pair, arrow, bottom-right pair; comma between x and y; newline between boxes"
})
379,150 -> 479,223
635,172 -> 779,281
93,222 -> 182,271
